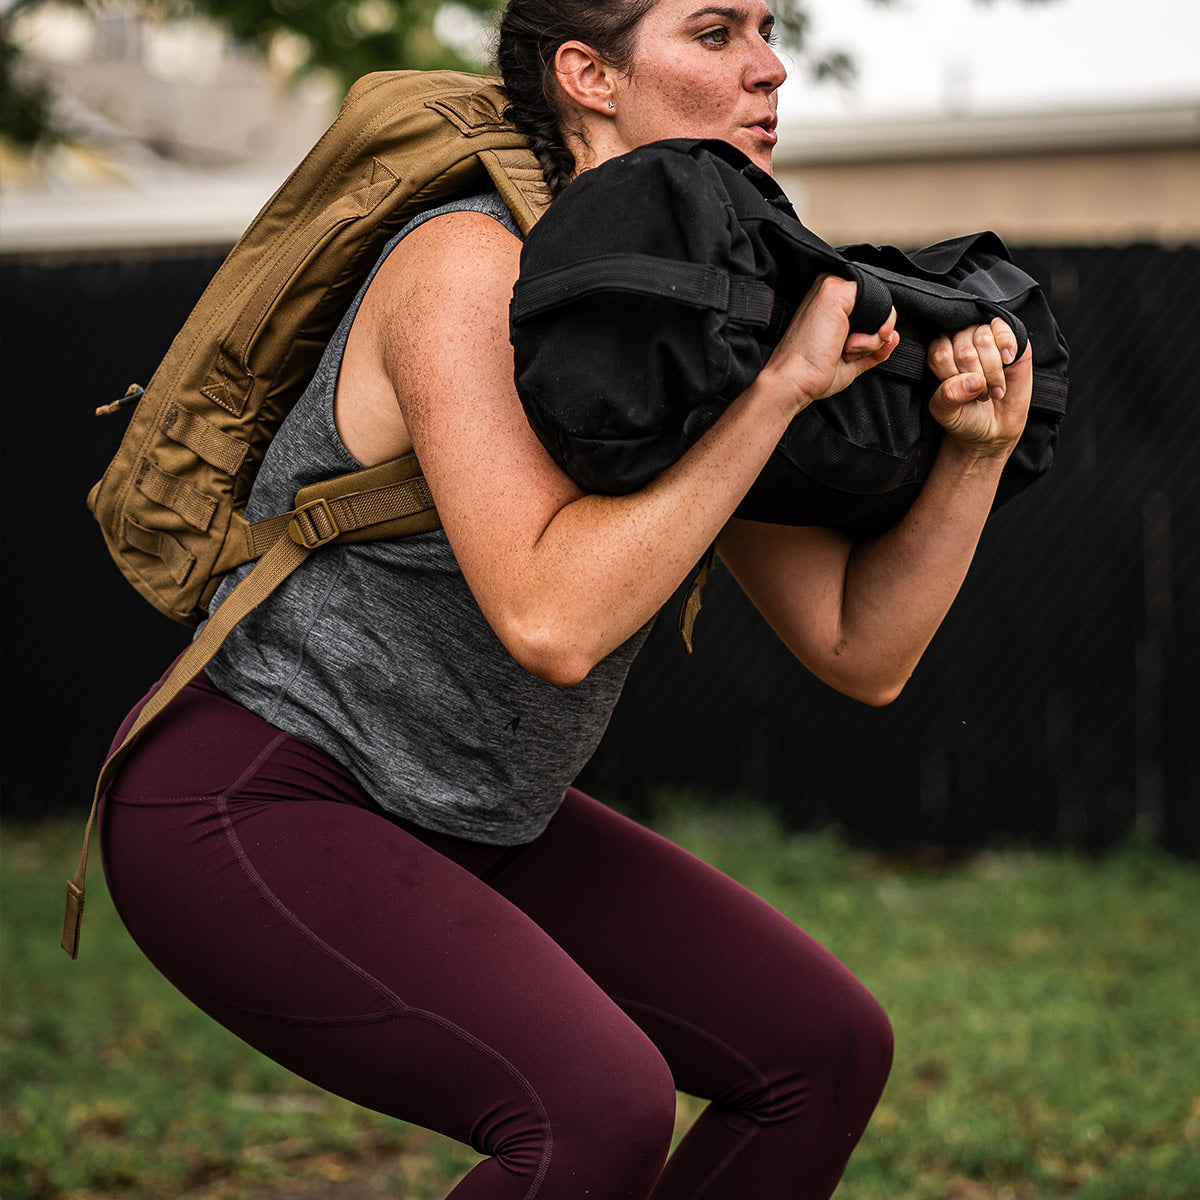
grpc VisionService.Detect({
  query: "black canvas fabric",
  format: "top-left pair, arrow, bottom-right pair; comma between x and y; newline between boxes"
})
510,139 -> 1069,534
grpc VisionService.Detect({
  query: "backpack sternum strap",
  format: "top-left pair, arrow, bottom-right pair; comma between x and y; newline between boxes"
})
290,453 -> 439,543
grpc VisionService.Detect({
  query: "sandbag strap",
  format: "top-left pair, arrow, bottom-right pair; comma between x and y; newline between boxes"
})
874,340 -> 1069,414
512,255 -> 776,327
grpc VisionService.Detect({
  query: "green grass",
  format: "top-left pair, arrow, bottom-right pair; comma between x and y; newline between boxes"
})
3,809 -> 1198,1199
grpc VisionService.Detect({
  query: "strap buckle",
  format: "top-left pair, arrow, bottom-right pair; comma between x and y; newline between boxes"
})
288,497 -> 340,548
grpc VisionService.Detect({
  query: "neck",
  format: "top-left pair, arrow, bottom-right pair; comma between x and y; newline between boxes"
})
563,113 -> 627,180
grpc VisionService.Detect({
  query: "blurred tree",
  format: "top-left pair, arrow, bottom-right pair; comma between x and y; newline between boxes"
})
1,0 -> 1054,151
1,10 -> 59,147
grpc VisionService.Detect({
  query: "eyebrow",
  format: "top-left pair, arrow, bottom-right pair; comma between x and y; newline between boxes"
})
685,6 -> 773,24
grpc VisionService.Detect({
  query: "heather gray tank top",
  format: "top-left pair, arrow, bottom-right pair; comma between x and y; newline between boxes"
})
204,193 -> 651,843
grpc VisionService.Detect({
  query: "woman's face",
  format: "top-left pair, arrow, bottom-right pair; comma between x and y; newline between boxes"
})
614,1 -> 786,173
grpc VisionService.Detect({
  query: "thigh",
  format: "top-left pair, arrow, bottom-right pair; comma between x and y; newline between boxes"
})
486,789 -> 890,1104
98,685 -> 675,1186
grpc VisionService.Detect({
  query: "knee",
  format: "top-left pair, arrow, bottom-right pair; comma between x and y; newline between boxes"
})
492,1029 -> 677,1189
803,980 -> 894,1123
842,986 -> 894,1106
555,1034 -> 677,1184
746,978 -> 894,1128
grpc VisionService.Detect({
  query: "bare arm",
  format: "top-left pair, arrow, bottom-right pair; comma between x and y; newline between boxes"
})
349,210 -> 896,686
720,319 -> 1034,705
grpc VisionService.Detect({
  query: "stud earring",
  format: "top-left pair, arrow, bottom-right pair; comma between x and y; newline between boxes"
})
607,101 -> 615,109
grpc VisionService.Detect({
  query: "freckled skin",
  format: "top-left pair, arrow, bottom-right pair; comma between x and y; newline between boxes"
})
328,0 -> 1032,695
611,0 -> 786,173
564,0 -> 786,176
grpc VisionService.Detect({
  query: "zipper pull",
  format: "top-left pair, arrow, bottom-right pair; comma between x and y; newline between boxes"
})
95,383 -> 144,417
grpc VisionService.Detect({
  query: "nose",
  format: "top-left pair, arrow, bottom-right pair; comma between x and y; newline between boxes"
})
747,35 -> 787,92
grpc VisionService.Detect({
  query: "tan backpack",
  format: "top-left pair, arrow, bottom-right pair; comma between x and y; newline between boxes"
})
63,69 -> 551,957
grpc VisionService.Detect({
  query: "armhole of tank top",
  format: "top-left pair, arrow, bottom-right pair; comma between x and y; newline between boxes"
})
325,194 -> 520,469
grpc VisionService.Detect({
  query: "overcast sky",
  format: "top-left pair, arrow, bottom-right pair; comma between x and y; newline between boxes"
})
775,0 -> 1200,123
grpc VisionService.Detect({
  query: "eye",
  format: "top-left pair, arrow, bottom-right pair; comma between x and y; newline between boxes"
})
761,18 -> 778,45
699,26 -> 731,47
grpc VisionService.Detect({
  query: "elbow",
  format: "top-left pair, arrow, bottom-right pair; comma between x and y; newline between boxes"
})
856,679 -> 906,707
829,666 -> 909,707
499,615 -> 598,689
523,651 -> 594,689
821,633 -> 912,706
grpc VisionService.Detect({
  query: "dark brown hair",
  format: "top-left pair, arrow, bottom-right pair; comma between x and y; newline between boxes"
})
496,0 -> 658,197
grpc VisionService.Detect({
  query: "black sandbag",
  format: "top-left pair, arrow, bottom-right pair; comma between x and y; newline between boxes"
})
510,138 -> 1069,534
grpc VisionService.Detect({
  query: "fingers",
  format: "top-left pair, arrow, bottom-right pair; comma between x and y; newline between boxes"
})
843,306 -> 899,363
991,317 -> 1020,367
927,318 -> 1020,398
937,371 -> 987,405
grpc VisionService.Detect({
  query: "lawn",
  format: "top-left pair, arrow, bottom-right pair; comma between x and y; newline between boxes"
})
2,807 -> 1197,1199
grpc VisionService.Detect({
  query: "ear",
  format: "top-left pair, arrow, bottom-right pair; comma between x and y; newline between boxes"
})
554,40 -> 620,115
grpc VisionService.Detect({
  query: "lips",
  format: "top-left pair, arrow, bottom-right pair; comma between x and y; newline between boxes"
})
746,116 -> 778,145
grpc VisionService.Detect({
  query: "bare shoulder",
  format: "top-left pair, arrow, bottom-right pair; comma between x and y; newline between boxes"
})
355,204 -> 579,539
371,208 -> 522,313
336,209 -> 521,464
362,209 -> 522,405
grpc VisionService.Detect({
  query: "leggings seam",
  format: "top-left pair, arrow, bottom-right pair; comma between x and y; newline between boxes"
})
215,786 -> 555,1199
687,1126 -> 762,1200
616,996 -> 774,1101
616,996 -> 771,1199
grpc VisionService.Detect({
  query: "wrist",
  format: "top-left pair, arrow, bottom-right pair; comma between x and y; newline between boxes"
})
747,361 -> 819,425
938,434 -> 1015,474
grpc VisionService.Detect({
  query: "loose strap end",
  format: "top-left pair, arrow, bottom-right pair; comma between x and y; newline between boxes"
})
677,542 -> 718,654
61,879 -> 85,959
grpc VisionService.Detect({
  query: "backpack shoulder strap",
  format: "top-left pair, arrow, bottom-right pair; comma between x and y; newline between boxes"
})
70,71 -> 552,957
63,454 -> 438,958
88,70 -> 547,626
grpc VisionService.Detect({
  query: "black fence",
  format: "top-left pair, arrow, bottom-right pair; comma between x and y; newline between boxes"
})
2,241 -> 1196,854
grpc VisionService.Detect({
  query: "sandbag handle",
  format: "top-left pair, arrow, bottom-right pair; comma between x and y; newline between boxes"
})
976,299 -> 1030,362
511,254 -> 775,327
845,267 -> 895,337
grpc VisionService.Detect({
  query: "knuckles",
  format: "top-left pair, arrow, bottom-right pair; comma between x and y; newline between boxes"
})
927,340 -> 956,375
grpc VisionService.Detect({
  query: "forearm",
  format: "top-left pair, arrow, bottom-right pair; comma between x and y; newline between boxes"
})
499,375 -> 796,683
721,435 -> 1012,705
836,438 -> 1011,701
387,226 -> 900,686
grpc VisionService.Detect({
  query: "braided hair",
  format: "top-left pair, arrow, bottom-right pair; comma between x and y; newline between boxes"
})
496,0 -> 657,197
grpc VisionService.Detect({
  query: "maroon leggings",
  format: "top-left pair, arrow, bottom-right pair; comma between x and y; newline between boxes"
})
98,673 -> 893,1199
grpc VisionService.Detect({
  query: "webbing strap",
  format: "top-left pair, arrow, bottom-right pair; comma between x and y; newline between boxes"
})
135,456 -> 218,532
246,466 -> 437,557
160,404 -> 248,475
512,255 -> 775,327
874,341 -> 1069,414
61,532 -> 311,958
307,472 -> 436,538
64,453 -> 440,958
246,512 -> 292,559
121,514 -> 196,585
677,542 -> 719,654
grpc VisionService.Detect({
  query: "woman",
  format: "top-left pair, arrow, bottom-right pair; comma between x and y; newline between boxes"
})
99,0 -> 1033,1196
